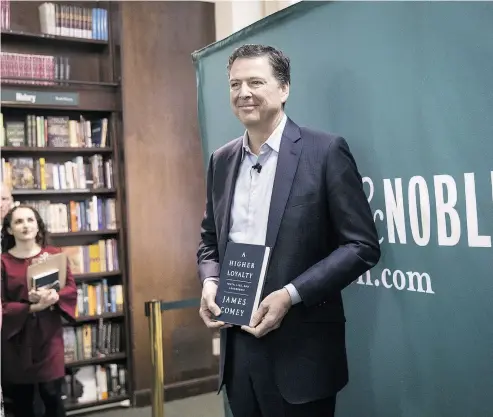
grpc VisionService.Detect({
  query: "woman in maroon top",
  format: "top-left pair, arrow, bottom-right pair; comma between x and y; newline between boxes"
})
1,205 -> 77,417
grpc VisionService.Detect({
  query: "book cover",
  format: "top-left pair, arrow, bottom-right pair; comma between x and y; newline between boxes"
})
47,116 -> 70,147
215,242 -> 271,326
27,252 -> 67,291
5,121 -> 25,147
10,157 -> 35,189
32,269 -> 60,291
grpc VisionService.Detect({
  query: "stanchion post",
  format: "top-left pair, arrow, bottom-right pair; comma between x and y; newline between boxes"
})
144,298 -> 202,417
146,300 -> 164,417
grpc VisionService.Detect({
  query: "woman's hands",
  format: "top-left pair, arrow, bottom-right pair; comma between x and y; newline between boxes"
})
29,289 -> 59,313
28,290 -> 42,304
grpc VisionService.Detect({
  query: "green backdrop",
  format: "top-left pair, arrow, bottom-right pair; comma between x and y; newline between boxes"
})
192,2 -> 493,416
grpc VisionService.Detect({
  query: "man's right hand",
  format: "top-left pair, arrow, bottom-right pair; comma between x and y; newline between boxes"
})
199,280 -> 232,329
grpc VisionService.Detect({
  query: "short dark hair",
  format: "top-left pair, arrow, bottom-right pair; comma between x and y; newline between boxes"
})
227,44 -> 291,86
1,205 -> 48,253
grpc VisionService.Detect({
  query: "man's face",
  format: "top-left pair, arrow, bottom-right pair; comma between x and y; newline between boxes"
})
1,183 -> 13,220
229,56 -> 289,127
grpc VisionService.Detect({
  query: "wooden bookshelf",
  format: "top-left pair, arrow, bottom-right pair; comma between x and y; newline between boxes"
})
74,270 -> 121,282
2,79 -> 119,87
2,145 -> 114,154
73,312 -> 124,323
65,395 -> 130,412
0,84 -> 120,111
66,352 -> 126,368
11,188 -> 116,196
49,230 -> 119,238
1,29 -> 109,47
1,1 -> 132,412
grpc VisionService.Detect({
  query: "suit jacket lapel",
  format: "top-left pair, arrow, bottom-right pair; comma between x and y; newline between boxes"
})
218,139 -> 243,260
266,119 -> 302,248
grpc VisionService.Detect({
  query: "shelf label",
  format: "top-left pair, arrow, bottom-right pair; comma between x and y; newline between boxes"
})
1,88 -> 79,106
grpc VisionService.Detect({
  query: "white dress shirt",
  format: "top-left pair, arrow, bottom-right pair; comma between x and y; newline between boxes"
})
227,116 -> 285,245
211,114 -> 301,304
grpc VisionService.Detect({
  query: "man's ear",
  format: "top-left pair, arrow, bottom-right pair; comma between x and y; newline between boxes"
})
281,83 -> 290,104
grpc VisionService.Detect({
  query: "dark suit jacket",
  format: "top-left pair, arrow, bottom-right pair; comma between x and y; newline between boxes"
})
197,117 -> 380,404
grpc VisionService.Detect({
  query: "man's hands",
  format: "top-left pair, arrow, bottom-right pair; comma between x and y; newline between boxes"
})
29,288 -> 59,313
241,288 -> 292,338
199,280 -> 232,330
199,282 -> 292,337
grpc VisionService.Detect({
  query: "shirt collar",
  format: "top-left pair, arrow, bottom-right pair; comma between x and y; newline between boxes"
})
242,114 -> 288,157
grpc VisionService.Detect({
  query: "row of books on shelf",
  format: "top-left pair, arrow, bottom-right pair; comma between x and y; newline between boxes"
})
1,155 -> 113,191
0,0 -> 9,31
0,1 -> 108,42
74,282 -> 124,318
61,240 -> 119,274
1,52 -> 70,85
20,198 -> 117,233
1,113 -> 109,148
39,2 -> 108,41
64,364 -> 127,405
64,321 -> 124,362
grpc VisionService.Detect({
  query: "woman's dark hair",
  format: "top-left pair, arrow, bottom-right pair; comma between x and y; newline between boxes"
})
1,205 -> 48,253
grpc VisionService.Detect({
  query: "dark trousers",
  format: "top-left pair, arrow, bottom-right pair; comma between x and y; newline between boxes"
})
8,378 -> 65,417
225,329 -> 336,417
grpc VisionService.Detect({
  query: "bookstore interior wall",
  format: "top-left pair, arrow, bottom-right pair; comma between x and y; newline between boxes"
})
118,1 -> 217,406
1,0 -> 217,412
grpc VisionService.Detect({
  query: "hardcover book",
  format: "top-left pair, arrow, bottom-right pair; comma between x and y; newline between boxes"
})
215,242 -> 271,326
32,269 -> 60,291
27,252 -> 67,292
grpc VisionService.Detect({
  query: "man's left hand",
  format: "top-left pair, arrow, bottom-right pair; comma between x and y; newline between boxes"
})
241,288 -> 292,338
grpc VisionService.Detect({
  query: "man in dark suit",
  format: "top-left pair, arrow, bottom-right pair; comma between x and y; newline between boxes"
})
197,44 -> 380,417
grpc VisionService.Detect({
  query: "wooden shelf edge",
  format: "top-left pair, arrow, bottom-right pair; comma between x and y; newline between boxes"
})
68,312 -> 124,324
12,189 -> 117,196
1,29 -> 108,46
1,79 -> 118,88
49,230 -> 119,237
0,102 -> 119,112
74,271 -> 121,281
65,352 -> 126,368
2,146 -> 113,153
65,395 -> 130,411
1,85 -> 121,112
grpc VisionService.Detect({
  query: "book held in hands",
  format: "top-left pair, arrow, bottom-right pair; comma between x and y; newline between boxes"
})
215,242 -> 271,326
32,268 -> 60,291
27,252 -> 67,292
